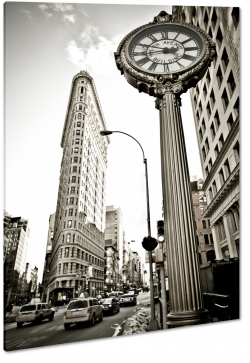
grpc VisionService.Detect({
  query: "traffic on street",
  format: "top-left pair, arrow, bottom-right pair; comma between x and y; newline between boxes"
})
4,292 -> 150,351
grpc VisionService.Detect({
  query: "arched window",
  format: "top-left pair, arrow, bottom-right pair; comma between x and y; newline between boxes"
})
78,113 -> 82,119
66,233 -> 71,243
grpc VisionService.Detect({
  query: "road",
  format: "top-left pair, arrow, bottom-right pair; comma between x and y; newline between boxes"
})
4,291 -> 150,351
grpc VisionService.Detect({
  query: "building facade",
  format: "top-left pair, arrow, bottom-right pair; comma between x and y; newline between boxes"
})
191,178 -> 215,264
173,6 -> 240,262
3,212 -> 30,305
46,71 -> 109,303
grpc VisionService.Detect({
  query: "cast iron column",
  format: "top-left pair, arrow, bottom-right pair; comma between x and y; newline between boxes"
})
157,93 -> 208,327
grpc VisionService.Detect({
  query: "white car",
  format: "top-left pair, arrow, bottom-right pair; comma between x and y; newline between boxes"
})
16,302 -> 54,327
64,297 -> 103,330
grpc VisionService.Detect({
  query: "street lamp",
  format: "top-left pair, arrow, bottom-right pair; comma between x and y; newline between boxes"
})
100,130 -> 158,331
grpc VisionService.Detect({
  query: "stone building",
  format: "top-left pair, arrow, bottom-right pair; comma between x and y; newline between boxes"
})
173,6 -> 240,261
3,212 -> 30,305
191,178 -> 215,264
46,71 -> 109,303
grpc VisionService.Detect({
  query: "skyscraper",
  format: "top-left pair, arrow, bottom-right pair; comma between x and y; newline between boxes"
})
4,212 -> 30,305
46,71 -> 109,303
173,6 -> 240,261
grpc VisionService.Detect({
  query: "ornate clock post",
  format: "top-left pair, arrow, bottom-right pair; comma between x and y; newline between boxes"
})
114,11 -> 215,327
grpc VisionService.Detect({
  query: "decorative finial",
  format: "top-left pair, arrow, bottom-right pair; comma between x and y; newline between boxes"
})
153,11 -> 172,23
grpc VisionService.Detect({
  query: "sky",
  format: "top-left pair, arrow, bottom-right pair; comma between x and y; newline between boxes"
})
2,0 -> 249,362
4,1 -> 205,284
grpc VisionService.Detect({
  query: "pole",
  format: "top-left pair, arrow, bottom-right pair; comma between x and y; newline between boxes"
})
160,264 -> 168,329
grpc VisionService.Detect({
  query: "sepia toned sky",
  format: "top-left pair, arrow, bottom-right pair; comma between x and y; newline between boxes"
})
2,1 -> 245,285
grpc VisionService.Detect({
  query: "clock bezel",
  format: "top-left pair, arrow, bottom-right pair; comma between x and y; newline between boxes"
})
125,22 -> 207,76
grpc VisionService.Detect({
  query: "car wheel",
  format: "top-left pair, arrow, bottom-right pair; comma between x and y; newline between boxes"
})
90,314 -> 95,326
38,315 -> 43,324
17,322 -> 23,328
49,313 -> 54,321
64,323 -> 70,330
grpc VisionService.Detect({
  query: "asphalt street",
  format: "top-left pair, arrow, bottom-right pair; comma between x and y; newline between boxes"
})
4,292 -> 150,352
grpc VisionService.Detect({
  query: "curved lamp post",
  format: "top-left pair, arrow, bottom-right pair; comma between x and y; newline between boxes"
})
100,130 -> 158,331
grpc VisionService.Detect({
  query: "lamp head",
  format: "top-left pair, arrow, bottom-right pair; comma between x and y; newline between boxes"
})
100,130 -> 113,136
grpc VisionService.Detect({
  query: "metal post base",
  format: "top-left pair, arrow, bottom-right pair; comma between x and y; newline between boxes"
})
167,309 -> 209,327
148,319 -> 159,331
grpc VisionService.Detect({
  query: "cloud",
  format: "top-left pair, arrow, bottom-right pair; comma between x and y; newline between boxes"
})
62,14 -> 76,24
50,3 -> 74,13
38,4 -> 53,18
65,25 -> 123,76
20,9 -> 33,20
80,8 -> 89,17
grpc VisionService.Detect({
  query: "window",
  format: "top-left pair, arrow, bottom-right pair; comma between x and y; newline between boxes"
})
71,176 -> 76,183
227,71 -> 236,96
206,102 -> 211,118
221,89 -> 229,111
216,66 -> 223,88
69,197 -> 74,204
227,114 -> 234,131
199,128 -> 203,142
202,220 -> 207,229
74,148 -> 79,153
214,144 -> 219,157
231,7 -> 239,29
203,11 -> 209,29
216,26 -> 223,49
75,139 -> 80,144
233,141 -> 240,163
77,122 -> 81,127
202,146 -> 206,161
204,235 -> 209,245
210,122 -> 215,140
210,89 -> 215,109
221,48 -> 229,72
70,186 -> 75,194
224,159 -> 231,178
219,133 -> 224,149
67,220 -> 72,228
65,248 -> 69,258
205,138 -> 210,153
194,95 -> 197,108
78,113 -> 82,119
211,8 -> 218,29
76,130 -> 80,136
79,105 -> 82,111
68,208 -> 73,216
206,70 -> 211,87
233,97 -> 239,118
202,119 -> 206,133
214,111 -> 220,130
203,84 -> 207,99
212,180 -> 217,195
219,168 -> 225,184
72,166 -> 77,173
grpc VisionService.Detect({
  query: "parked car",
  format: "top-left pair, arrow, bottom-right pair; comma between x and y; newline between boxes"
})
101,298 -> 120,315
16,302 -> 54,328
108,291 -> 124,300
119,292 -> 137,307
143,286 -> 149,292
63,297 -> 103,330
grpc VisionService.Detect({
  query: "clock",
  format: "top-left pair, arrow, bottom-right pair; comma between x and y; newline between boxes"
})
115,11 -> 215,96
126,23 -> 204,75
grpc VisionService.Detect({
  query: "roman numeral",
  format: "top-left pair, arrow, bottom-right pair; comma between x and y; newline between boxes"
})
138,43 -> 150,48
136,56 -> 150,66
148,62 -> 157,72
148,34 -> 157,42
182,54 -> 196,61
184,47 -> 198,51
176,61 -> 185,69
161,31 -> 168,40
164,63 -> 169,72
133,51 -> 148,56
173,32 -> 180,40
181,38 -> 191,45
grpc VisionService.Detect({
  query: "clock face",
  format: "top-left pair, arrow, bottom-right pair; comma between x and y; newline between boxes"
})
127,24 -> 204,74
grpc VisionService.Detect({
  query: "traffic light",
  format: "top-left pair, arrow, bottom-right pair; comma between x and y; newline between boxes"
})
142,236 -> 158,251
157,220 -> 165,242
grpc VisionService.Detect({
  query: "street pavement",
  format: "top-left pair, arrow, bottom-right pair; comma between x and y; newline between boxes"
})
4,291 -> 151,351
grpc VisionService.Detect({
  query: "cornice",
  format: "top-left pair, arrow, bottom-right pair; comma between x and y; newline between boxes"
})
203,163 -> 239,218
202,116 -> 239,190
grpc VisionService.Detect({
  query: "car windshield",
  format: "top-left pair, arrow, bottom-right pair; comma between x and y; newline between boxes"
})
102,298 -> 113,304
109,293 -> 117,296
68,300 -> 88,309
20,305 -> 36,312
122,294 -> 133,298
